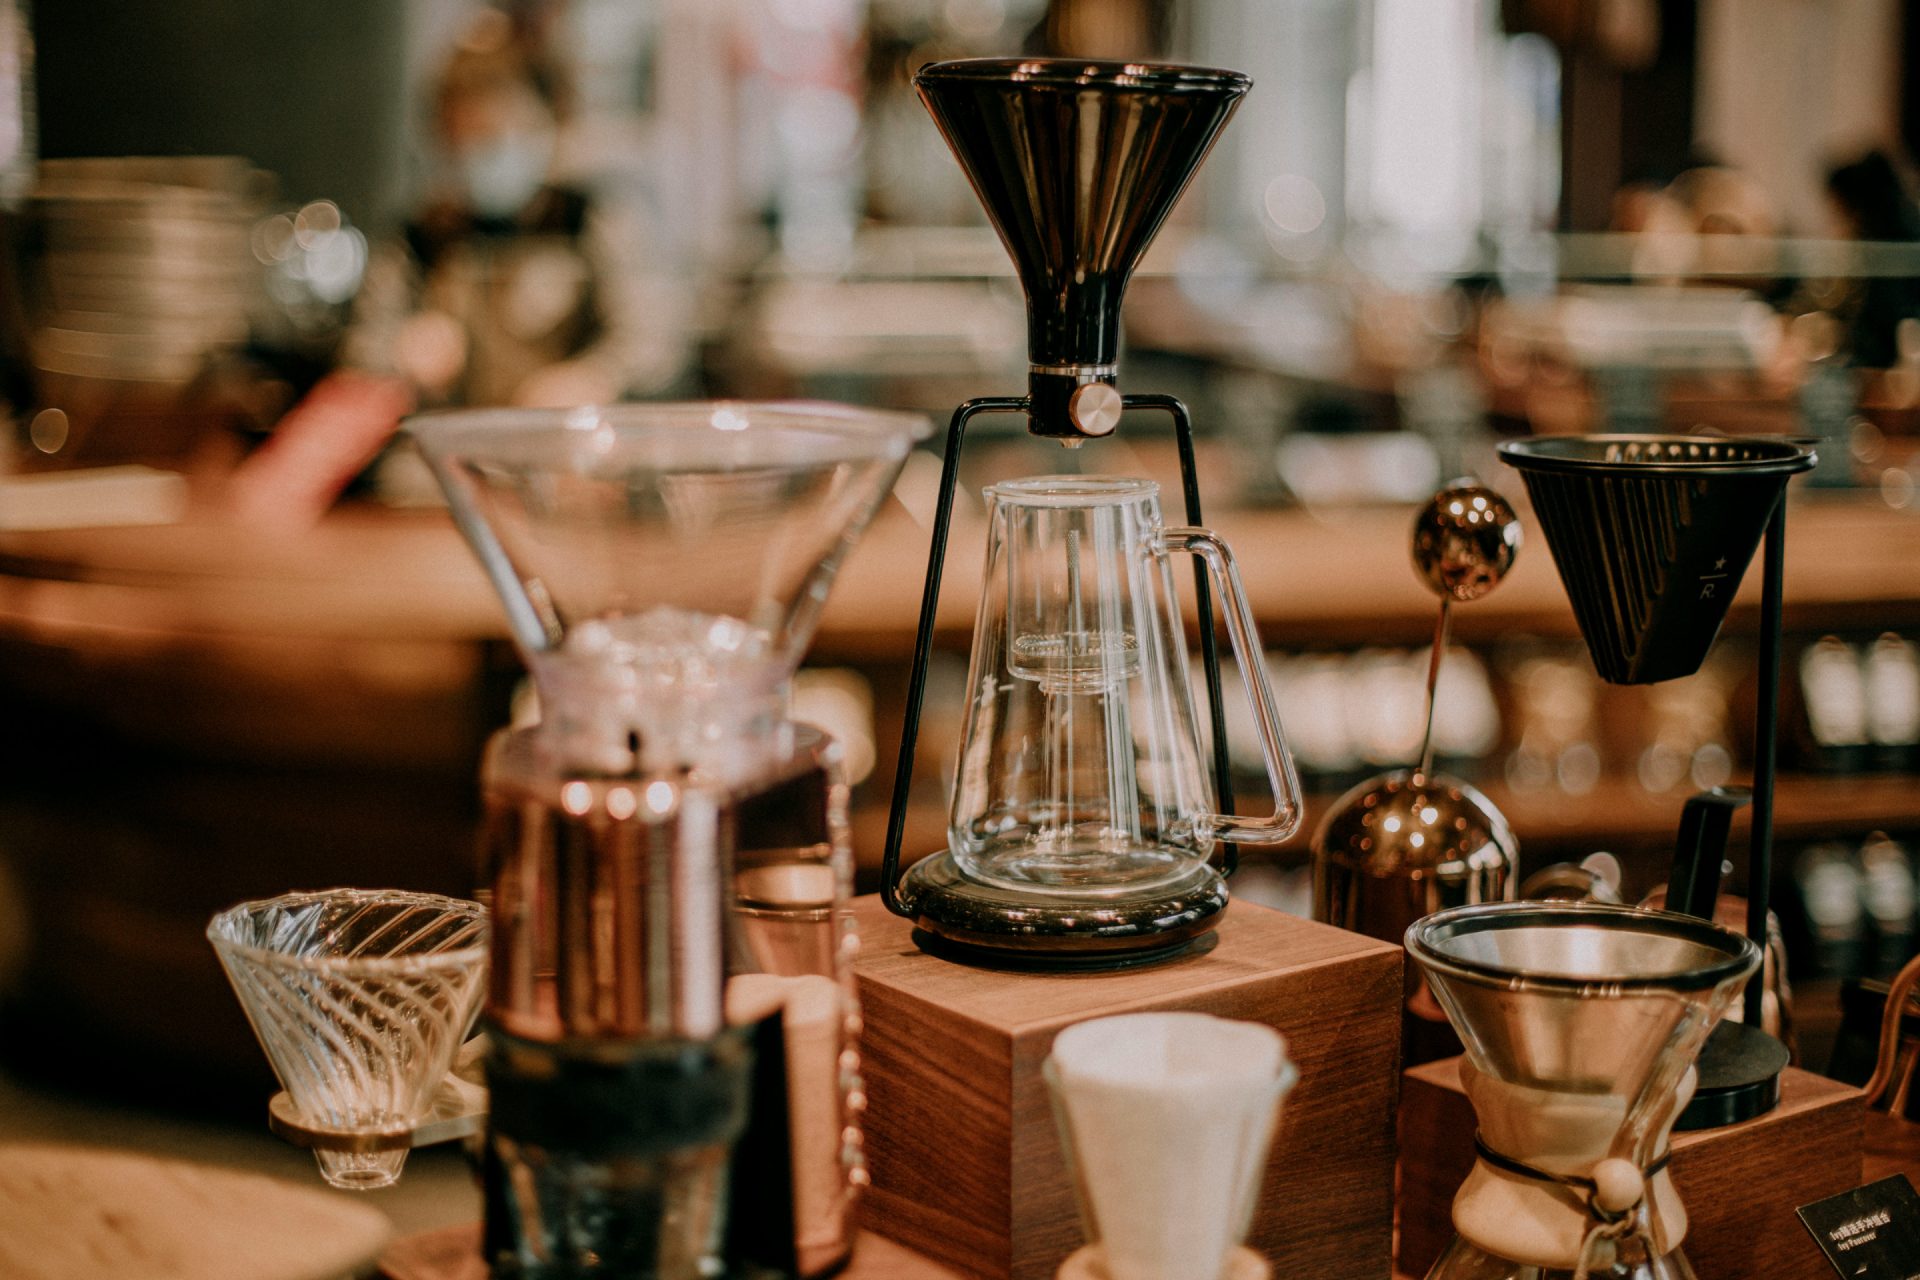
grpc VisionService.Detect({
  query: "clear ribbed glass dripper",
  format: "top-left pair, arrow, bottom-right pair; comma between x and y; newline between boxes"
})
208,889 -> 487,1190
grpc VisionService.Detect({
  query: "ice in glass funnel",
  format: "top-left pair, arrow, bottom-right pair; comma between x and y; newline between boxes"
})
208,890 -> 487,1190
410,402 -> 932,778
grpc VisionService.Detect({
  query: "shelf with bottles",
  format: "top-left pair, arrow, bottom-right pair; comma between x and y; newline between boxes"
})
835,624 -> 1920,889
0,444 -> 1914,657
850,767 -> 1920,887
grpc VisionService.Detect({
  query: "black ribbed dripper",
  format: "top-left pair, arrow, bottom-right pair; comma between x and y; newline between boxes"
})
914,59 -> 1248,427
1499,436 -> 1815,684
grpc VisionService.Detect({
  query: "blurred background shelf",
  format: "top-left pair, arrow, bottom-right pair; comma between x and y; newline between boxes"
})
3,479 -> 1917,651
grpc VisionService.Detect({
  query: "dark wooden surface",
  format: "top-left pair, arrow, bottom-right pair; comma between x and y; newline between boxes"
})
1864,1108 -> 1920,1186
1399,1057 -> 1864,1280
377,1224 -> 964,1280
852,895 -> 1404,1280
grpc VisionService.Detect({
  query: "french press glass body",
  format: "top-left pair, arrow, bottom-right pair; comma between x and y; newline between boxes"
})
900,475 -> 1301,962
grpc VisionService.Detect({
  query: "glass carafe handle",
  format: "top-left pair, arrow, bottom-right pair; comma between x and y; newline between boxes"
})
1158,527 -> 1303,843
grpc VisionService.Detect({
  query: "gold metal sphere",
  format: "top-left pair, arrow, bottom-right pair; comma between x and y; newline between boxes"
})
1411,482 -> 1521,603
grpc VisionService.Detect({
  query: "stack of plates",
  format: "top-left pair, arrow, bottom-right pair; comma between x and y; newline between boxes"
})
24,156 -> 259,387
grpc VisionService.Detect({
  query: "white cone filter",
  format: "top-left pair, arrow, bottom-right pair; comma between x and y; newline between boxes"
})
1044,1012 -> 1295,1280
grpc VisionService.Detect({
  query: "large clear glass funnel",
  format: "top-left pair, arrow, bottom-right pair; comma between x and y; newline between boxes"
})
411,402 -> 931,777
1406,903 -> 1759,1280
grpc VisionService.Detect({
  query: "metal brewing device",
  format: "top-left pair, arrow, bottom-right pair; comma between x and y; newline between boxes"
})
1312,482 -> 1522,1061
1407,901 -> 1761,1280
1499,433 -> 1816,1126
880,59 -> 1302,964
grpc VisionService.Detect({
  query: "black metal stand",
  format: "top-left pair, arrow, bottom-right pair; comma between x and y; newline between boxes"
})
879,393 -> 1236,917
1745,498 -> 1787,1027
1679,496 -> 1791,1132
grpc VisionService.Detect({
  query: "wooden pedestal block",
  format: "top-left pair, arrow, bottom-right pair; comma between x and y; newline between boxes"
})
1398,1057 -> 1864,1279
851,895 -> 1404,1280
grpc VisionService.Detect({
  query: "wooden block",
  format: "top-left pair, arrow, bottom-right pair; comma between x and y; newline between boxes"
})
852,895 -> 1404,1280
1397,1057 -> 1864,1279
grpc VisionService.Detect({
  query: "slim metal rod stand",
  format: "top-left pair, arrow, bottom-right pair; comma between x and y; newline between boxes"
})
1745,500 -> 1787,1027
1416,600 -> 1452,781
880,396 -> 1025,915
879,393 -> 1238,914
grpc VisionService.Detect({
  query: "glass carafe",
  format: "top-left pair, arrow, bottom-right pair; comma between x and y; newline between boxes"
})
479,727 -> 748,1280
1406,902 -> 1761,1280
950,476 -> 1301,893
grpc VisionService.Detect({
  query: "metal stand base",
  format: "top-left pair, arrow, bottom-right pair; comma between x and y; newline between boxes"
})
1675,1018 -> 1791,1131
1676,497 -> 1791,1132
880,393 -> 1239,926
896,851 -> 1227,969
268,1070 -> 486,1153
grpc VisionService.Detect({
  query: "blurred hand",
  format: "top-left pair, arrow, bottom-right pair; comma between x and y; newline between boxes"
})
228,372 -> 415,531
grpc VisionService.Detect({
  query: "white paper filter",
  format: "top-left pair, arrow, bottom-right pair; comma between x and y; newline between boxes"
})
1044,1012 -> 1296,1280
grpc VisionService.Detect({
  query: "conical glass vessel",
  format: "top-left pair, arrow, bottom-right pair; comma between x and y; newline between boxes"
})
1406,903 -> 1759,1280
950,476 -> 1298,890
414,401 -> 930,778
412,402 -> 930,1279
899,475 -> 1299,965
913,59 -> 1250,374
208,889 -> 487,1191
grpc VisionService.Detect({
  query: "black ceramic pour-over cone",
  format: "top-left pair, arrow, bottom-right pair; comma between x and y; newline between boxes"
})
889,59 -> 1253,967
914,59 -> 1249,434
1498,436 -> 1815,684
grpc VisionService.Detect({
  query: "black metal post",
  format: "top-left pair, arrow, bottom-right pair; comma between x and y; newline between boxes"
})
880,397 -> 1028,916
1125,393 -> 1237,876
1745,499 -> 1787,1027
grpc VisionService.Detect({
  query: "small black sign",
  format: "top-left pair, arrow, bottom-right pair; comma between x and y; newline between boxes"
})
1799,1174 -> 1920,1278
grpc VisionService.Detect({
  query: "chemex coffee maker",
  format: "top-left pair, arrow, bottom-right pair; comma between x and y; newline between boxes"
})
1408,901 -> 1761,1280
880,58 -> 1304,965
1402,435 -> 1817,1280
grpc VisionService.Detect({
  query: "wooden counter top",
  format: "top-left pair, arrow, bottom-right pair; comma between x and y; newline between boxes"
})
1,490 -> 1915,657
